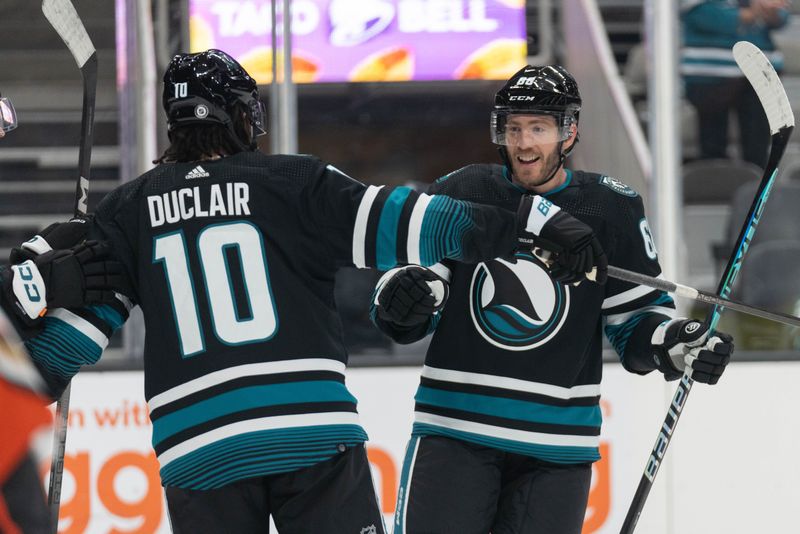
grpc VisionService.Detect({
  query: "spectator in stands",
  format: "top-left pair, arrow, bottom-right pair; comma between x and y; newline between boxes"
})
681,0 -> 790,168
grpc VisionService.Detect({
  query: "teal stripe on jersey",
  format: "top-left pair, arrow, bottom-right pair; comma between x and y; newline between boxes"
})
151,380 -> 358,445
419,196 -> 474,266
415,386 -> 601,428
412,423 -> 600,464
394,436 -> 420,534
376,187 -> 413,270
683,56 -> 736,67
87,304 -> 125,329
605,316 -> 647,357
484,308 -> 529,337
419,196 -> 446,266
25,317 -> 103,379
159,424 -> 368,489
605,293 -> 674,356
426,312 -> 441,336
543,169 -> 572,196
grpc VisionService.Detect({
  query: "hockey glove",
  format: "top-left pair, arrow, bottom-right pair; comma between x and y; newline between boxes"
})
374,266 -> 448,327
8,240 -> 132,322
651,318 -> 733,384
517,195 -> 608,285
9,218 -> 91,263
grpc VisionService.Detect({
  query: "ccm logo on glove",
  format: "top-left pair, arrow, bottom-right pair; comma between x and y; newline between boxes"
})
11,261 -> 46,319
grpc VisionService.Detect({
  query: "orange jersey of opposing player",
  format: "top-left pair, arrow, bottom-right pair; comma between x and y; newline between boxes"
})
0,379 -> 51,484
0,308 -> 52,533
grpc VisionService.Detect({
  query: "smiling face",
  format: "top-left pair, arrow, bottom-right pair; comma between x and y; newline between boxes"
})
504,114 -> 576,193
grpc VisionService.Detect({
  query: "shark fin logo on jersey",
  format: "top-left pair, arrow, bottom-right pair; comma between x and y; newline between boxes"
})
600,176 -> 638,197
470,251 -> 569,351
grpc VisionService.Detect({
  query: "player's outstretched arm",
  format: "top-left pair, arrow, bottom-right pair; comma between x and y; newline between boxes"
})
319,166 -> 607,283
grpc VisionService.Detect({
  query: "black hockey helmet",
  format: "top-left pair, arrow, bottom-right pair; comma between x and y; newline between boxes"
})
162,49 -> 266,150
491,65 -> 581,147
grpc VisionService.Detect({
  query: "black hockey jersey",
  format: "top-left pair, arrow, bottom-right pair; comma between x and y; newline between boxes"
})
382,164 -> 676,464
24,152 -> 527,489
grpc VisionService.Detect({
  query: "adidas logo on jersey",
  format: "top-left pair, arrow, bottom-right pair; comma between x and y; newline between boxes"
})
185,165 -> 210,179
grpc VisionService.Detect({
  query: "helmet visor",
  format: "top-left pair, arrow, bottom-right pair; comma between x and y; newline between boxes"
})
0,98 -> 18,133
490,110 -> 574,146
249,99 -> 267,137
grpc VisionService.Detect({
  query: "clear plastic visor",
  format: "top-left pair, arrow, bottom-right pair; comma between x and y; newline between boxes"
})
249,99 -> 268,136
490,111 -> 573,146
0,98 -> 18,133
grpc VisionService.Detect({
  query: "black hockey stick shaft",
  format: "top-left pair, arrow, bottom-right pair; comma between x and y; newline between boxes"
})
606,265 -> 800,328
620,41 -> 794,534
41,1 -> 97,530
619,128 -> 791,534
73,52 -> 97,218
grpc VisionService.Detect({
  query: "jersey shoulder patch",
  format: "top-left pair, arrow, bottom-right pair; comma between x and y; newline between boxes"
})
598,175 -> 639,197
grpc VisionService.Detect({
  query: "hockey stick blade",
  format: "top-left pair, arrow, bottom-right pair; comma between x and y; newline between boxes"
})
620,42 -> 795,534
42,1 -> 98,529
43,0 -> 97,218
42,0 -> 96,69
607,266 -> 800,328
733,41 -> 795,135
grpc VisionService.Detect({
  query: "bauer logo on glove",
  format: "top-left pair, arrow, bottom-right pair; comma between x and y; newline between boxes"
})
516,194 -> 608,285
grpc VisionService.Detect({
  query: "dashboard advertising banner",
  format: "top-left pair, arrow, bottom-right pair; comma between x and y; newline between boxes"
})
188,0 -> 527,83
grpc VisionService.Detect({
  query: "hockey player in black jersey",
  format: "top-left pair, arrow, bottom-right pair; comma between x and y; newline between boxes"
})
372,65 -> 735,534
15,51 -> 609,533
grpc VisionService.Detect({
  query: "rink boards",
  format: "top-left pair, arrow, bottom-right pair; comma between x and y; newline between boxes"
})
49,362 -> 800,533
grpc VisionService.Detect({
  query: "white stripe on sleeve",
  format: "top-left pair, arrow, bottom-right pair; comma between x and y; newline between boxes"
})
352,185 -> 384,268
48,308 -> 109,349
428,262 -> 452,282
406,193 -> 433,265
602,283 -> 659,310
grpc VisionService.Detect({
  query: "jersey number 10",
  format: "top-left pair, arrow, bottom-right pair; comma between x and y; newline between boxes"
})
153,221 -> 278,357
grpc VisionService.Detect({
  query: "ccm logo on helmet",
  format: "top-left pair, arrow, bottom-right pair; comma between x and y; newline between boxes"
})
509,96 -> 539,101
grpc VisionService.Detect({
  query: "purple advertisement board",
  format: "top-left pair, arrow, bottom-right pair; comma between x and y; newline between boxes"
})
189,0 -> 527,83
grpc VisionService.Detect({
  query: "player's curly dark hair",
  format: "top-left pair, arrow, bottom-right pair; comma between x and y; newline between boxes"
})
154,103 -> 253,163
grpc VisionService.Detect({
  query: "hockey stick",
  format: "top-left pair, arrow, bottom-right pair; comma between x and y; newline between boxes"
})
41,0 -> 97,529
542,251 -> 800,328
619,41 -> 795,534
606,265 -> 800,328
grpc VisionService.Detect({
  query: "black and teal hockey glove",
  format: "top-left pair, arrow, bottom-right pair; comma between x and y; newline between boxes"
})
651,318 -> 733,384
7,240 -> 132,323
9,218 -> 91,263
374,265 -> 448,328
517,195 -> 608,285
